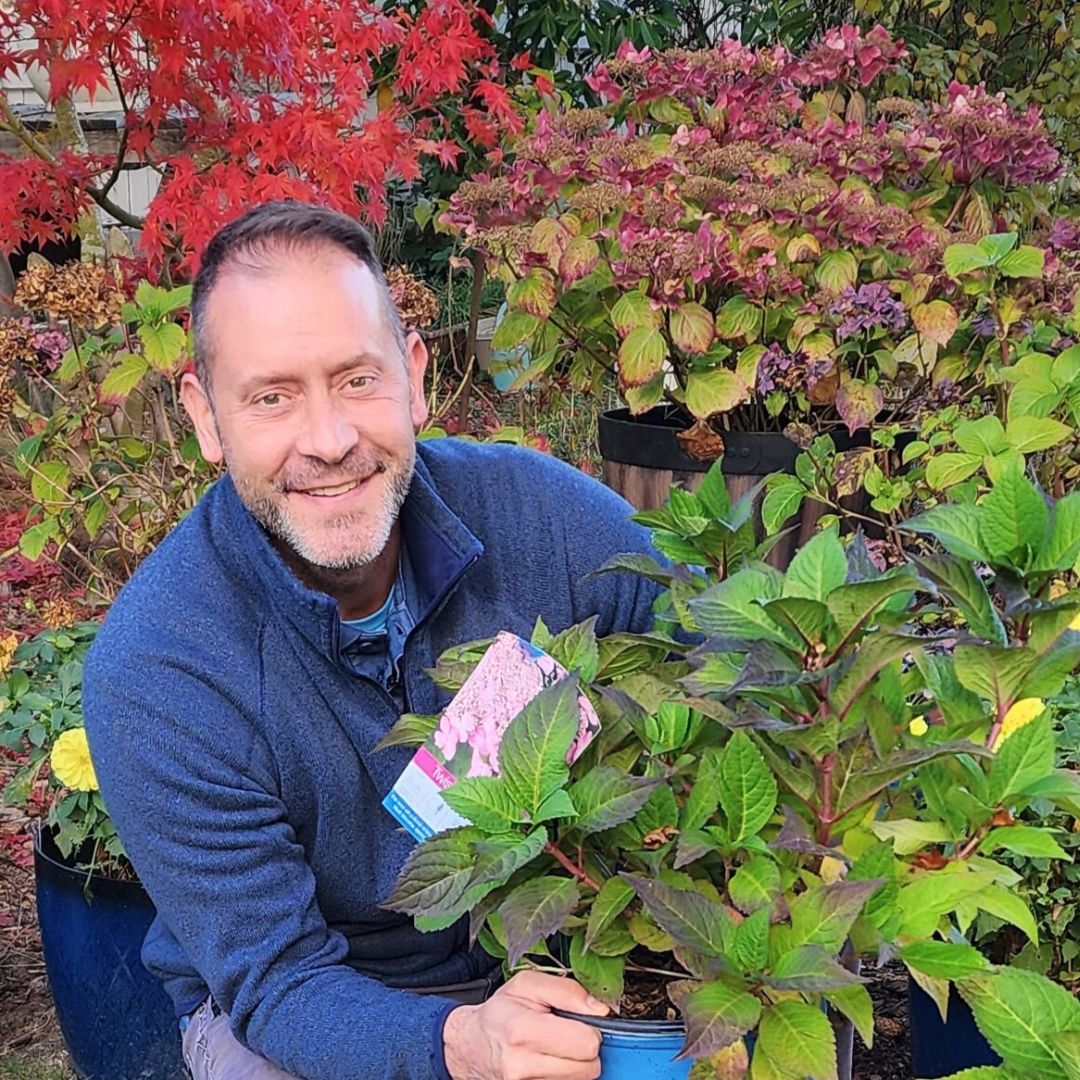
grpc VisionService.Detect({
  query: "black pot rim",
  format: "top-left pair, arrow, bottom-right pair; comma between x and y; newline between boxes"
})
598,406 -> 806,475
552,1007 -> 685,1036
34,823 -> 147,900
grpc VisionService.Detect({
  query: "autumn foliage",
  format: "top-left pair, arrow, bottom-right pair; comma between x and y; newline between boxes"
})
0,0 -> 520,273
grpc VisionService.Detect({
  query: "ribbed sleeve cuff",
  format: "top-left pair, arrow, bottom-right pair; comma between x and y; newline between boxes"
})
431,1001 -> 459,1080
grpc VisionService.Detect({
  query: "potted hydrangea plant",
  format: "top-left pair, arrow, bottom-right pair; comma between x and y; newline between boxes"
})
763,316 -> 1080,570
441,27 -> 1070,559
383,459 -> 1080,1080
0,621 -> 185,1080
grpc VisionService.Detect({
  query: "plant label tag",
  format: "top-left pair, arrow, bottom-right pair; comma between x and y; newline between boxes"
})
382,632 -> 601,841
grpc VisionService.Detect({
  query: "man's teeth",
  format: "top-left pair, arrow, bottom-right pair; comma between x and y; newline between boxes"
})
302,480 -> 359,497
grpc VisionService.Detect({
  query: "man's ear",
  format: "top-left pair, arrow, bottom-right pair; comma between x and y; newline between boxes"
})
405,331 -> 429,432
180,371 -> 224,464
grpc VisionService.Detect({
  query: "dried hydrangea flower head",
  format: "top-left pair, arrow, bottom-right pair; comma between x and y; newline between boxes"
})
385,266 -> 440,330
13,258 -> 123,328
0,316 -> 37,367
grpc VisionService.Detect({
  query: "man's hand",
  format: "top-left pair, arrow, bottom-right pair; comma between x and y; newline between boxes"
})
442,970 -> 610,1080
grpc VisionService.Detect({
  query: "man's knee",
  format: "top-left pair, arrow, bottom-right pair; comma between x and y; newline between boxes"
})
182,999 -> 300,1080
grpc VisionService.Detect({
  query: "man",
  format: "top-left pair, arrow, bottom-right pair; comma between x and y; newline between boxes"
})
85,201 -> 662,1080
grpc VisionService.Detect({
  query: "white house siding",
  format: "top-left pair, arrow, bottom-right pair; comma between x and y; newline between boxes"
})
2,27 -> 156,228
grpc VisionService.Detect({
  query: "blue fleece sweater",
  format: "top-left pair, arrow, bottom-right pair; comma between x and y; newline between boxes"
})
84,439 -> 660,1080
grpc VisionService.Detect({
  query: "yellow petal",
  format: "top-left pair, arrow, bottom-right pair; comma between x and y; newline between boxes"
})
909,716 -> 928,737
50,727 -> 99,791
993,698 -> 1046,750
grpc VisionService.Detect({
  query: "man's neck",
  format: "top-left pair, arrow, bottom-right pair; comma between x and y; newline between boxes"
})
276,527 -> 401,622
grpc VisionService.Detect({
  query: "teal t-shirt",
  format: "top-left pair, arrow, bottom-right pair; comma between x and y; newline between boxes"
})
337,546 -> 416,704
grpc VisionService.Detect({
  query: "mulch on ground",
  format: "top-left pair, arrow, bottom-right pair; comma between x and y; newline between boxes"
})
0,764 -> 71,1075
854,962 -> 913,1080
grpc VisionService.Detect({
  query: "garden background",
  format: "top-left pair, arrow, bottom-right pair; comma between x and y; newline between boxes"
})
4,0 -> 1080,1078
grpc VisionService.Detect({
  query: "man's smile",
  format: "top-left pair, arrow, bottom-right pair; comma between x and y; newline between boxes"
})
297,480 -> 361,497
287,474 -> 374,508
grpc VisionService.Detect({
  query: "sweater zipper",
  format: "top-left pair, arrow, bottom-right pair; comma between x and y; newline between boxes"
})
399,551 -> 481,711
334,551 -> 481,715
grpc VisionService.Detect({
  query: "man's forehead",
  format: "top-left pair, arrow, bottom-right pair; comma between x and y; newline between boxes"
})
213,242 -> 379,297
204,249 -> 392,342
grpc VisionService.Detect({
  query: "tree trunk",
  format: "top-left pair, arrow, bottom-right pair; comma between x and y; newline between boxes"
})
51,95 -> 107,263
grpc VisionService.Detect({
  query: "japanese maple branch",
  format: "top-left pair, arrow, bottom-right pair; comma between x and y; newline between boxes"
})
0,93 -> 58,163
0,89 -> 144,229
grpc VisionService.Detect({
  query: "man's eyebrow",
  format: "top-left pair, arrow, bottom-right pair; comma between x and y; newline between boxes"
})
233,355 -> 381,399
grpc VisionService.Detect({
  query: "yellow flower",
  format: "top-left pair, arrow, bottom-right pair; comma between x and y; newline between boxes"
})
909,715 -> 928,737
993,698 -> 1046,750
51,727 -> 99,791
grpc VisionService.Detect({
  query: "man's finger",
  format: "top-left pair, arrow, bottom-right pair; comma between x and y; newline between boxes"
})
510,1050 -> 602,1080
524,1013 -> 603,1061
505,971 -> 610,1016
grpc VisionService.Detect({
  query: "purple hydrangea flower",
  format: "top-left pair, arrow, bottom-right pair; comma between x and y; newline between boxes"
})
32,327 -> 68,371
756,344 -> 812,394
756,343 -> 793,394
1048,217 -> 1080,252
829,282 -> 908,340
971,308 -> 996,337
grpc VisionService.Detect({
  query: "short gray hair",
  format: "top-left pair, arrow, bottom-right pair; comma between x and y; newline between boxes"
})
190,200 -> 406,393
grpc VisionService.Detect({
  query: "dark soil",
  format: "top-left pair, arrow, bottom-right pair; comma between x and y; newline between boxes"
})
616,956 -> 913,1076
619,967 -> 681,1021
853,962 -> 912,1080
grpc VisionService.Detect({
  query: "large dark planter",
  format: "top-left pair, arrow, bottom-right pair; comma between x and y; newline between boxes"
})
908,976 -> 1000,1077
598,407 -> 853,567
34,828 -> 186,1080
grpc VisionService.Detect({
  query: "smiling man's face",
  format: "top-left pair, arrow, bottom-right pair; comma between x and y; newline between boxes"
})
182,244 -> 428,572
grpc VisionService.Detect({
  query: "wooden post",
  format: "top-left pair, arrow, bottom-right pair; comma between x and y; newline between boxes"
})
0,252 -> 18,316
456,249 -> 485,434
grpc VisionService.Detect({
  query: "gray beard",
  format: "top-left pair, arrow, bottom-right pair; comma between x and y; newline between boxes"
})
232,447 -> 415,573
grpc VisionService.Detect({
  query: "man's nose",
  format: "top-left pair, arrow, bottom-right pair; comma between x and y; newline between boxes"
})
295,396 -> 360,463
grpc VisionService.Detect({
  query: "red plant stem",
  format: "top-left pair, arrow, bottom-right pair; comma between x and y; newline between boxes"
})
956,833 -> 982,860
545,841 -> 602,891
817,752 -> 836,844
985,697 -> 1012,752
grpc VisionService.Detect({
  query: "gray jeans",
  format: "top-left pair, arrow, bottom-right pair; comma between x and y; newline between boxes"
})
182,998 -> 298,1079
181,974 -> 500,1079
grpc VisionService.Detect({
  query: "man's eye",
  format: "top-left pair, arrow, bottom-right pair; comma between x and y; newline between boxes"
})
349,376 -> 372,389
257,393 -> 283,407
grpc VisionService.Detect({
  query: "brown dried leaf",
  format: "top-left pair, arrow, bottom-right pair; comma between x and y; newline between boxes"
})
642,825 -> 680,850
807,364 -> 839,405
677,420 -> 726,463
783,422 -> 815,450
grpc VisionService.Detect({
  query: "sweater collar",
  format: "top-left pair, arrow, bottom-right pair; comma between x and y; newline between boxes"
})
222,447 -> 484,660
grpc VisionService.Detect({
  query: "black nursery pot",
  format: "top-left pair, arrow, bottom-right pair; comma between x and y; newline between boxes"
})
34,827 -> 186,1080
908,975 -> 1000,1077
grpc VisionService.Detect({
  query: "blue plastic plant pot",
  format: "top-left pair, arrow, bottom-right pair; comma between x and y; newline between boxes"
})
908,974 -> 1000,1078
34,827 -> 186,1080
555,1012 -> 692,1079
